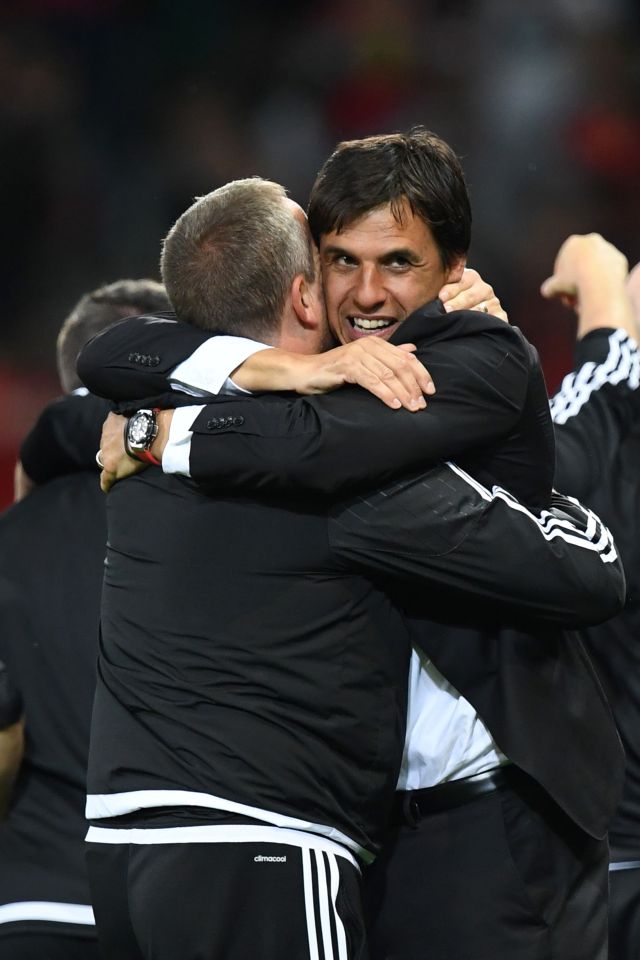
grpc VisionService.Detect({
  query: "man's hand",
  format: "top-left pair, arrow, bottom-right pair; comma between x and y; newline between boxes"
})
541,233 -> 638,341
291,340 -> 434,409
626,261 -> 640,328
98,412 -> 146,493
439,268 -> 508,323
99,410 -> 173,492
234,340 -> 435,410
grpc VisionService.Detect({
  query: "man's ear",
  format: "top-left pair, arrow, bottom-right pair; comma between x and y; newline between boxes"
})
445,256 -> 467,285
291,275 -> 317,330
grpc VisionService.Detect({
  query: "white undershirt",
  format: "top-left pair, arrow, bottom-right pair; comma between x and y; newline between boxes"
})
163,337 -> 506,789
398,647 -> 505,789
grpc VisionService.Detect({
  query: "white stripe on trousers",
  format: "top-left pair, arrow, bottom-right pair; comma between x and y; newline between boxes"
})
302,848 -> 349,960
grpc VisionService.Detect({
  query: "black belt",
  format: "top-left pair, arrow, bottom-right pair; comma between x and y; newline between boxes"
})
391,765 -> 519,828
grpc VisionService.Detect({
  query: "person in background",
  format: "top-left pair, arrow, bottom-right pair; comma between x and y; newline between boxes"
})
0,279 -> 169,959
543,233 -> 640,960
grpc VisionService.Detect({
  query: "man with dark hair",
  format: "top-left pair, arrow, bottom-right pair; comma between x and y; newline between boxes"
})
307,129 -> 470,268
82,131 -> 623,959
0,278 -> 170,959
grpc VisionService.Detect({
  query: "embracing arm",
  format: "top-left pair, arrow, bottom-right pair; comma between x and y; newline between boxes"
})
329,461 -> 625,629
77,312 -> 213,399
77,312 -> 433,412
78,269 -> 526,494
100,317 -> 534,497
97,316 -> 530,496
184,316 -> 530,495
78,271 -> 495,404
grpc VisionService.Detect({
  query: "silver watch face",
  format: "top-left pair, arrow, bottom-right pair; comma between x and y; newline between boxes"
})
129,411 -> 154,448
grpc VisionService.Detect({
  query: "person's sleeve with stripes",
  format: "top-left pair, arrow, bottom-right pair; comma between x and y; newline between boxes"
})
329,461 -> 625,629
552,329 -> 640,500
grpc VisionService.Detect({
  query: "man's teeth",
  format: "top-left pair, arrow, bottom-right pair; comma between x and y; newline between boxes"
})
351,317 -> 394,330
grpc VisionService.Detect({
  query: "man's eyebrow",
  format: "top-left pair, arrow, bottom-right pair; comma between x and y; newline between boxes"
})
379,247 -> 422,264
322,244 -> 353,258
322,244 -> 422,263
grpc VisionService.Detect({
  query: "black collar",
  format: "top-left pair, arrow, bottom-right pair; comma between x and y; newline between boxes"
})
388,299 -> 447,345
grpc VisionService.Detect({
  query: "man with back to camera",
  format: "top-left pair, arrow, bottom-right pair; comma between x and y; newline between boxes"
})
0,279 -> 170,960
74,174 -> 625,960
83,130 -> 625,960
540,233 -> 640,960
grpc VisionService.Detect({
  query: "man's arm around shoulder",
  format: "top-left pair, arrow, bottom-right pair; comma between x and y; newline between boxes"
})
328,460 -> 625,629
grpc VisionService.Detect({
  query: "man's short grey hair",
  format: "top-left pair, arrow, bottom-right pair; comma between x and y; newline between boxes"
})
160,178 -> 316,340
57,279 -> 170,393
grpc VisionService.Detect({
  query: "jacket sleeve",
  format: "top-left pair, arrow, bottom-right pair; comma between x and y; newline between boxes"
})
188,326 -> 530,495
328,461 -> 625,629
20,394 -> 113,482
77,313 -> 212,400
552,329 -> 640,500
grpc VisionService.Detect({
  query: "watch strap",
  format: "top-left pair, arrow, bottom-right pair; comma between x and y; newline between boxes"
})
135,447 -> 161,467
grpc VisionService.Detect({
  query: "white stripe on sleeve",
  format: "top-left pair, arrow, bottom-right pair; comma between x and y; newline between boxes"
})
550,329 -> 640,425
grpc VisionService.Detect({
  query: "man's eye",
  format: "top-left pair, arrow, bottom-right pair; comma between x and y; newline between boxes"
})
388,256 -> 411,268
333,255 -> 356,267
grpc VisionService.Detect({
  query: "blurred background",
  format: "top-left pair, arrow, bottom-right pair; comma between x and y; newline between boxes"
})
1,0 -> 639,509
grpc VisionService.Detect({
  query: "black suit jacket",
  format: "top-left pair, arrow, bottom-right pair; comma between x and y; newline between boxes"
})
77,303 -> 625,839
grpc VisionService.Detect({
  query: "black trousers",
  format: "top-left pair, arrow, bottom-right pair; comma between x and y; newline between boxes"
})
609,864 -> 640,960
87,835 -> 367,960
0,931 -> 100,959
363,771 -> 609,960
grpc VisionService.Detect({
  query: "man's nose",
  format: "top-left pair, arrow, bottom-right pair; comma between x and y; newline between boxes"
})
352,266 -> 386,311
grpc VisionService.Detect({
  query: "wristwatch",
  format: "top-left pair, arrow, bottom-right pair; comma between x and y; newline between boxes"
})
124,408 -> 161,465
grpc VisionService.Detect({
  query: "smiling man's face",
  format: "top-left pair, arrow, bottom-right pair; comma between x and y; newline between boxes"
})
319,199 -> 465,344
